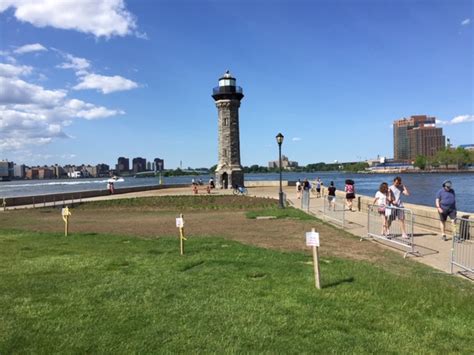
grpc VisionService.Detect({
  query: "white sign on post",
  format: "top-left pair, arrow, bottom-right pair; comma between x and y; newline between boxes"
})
306,231 -> 320,247
176,217 -> 184,228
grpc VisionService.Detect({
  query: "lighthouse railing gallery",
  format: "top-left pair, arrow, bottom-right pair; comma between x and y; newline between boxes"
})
212,86 -> 243,95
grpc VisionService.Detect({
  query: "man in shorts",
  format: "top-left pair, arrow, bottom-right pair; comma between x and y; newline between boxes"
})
435,180 -> 457,241
388,176 -> 410,239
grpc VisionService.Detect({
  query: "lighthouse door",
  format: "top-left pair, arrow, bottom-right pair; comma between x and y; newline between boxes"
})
221,172 -> 228,189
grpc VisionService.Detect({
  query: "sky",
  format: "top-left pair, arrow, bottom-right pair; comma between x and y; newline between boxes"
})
0,0 -> 472,169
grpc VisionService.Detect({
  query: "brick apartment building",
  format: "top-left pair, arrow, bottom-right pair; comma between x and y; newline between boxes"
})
393,115 -> 445,161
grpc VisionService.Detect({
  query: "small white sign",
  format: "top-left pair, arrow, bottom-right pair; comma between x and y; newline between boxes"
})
306,231 -> 320,247
61,207 -> 70,216
176,217 -> 184,228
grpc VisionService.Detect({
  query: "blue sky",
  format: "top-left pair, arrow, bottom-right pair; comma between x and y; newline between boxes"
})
1,0 -> 472,169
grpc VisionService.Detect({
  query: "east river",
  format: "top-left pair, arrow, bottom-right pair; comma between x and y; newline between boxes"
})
0,172 -> 472,212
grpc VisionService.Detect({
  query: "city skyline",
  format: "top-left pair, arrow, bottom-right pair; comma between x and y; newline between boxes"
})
1,0 -> 472,168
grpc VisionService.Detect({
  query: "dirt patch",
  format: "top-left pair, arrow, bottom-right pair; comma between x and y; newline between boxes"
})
0,205 -> 386,263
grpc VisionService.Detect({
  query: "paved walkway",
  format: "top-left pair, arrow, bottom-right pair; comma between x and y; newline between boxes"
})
3,185 -> 468,276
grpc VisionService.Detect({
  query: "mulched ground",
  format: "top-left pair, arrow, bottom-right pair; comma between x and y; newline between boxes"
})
0,195 -> 391,265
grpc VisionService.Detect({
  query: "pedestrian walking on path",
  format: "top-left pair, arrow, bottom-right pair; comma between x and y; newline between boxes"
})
296,179 -> 302,199
327,181 -> 336,211
388,176 -> 410,239
374,182 -> 393,236
345,179 -> 356,211
315,177 -> 322,198
435,180 -> 457,241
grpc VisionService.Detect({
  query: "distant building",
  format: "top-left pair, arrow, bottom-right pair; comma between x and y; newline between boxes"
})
116,157 -> 129,174
268,155 -> 298,170
0,161 -> 14,181
13,164 -> 26,179
51,164 -> 66,179
459,144 -> 474,151
26,167 -> 54,179
132,157 -> 147,173
154,158 -> 164,171
84,165 -> 97,177
96,164 -> 110,177
146,162 -> 152,171
67,171 -> 82,178
393,115 -> 445,161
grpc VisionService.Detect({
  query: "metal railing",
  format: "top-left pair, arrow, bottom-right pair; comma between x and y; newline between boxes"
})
212,86 -> 243,95
451,217 -> 473,275
322,196 -> 345,228
364,204 -> 418,258
301,190 -> 310,212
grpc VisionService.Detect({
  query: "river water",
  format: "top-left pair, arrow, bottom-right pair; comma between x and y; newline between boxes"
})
0,172 -> 472,212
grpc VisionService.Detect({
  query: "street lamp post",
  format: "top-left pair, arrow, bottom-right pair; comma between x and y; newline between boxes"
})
276,133 -> 284,208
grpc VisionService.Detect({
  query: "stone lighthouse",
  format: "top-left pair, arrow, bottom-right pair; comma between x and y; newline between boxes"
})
212,70 -> 244,189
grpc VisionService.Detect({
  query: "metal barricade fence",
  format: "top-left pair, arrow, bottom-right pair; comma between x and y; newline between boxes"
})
451,217 -> 473,274
365,204 -> 418,258
301,190 -> 310,212
322,196 -> 345,228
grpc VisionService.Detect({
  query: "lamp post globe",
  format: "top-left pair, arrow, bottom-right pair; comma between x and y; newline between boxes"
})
276,133 -> 284,208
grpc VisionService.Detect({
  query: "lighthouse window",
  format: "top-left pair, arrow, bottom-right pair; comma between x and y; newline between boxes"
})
223,149 -> 227,157
224,118 -> 228,126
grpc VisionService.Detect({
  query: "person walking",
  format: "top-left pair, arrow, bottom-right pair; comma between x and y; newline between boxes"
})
315,177 -> 322,198
303,178 -> 311,192
388,176 -> 410,239
296,179 -> 302,199
209,177 -> 215,189
435,180 -> 457,241
327,181 -> 336,211
345,179 -> 355,211
373,182 -> 393,236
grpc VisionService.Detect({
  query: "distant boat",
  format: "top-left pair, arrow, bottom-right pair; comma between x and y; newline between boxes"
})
107,176 -> 124,183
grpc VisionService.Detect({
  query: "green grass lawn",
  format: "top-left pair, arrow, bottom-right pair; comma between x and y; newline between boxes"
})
246,206 -> 318,220
1,230 -> 473,354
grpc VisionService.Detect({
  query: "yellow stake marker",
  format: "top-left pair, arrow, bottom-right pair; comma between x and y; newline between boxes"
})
62,206 -> 72,236
176,213 -> 186,255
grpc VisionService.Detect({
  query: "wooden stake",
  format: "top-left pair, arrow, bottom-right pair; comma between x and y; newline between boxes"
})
312,245 -> 321,289
310,228 -> 321,289
178,213 -> 186,255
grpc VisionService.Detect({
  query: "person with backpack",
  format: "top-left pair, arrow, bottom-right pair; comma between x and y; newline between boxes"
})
435,180 -> 457,241
345,179 -> 356,211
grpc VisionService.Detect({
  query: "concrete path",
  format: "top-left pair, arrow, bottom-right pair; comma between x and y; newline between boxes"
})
2,185 -> 468,276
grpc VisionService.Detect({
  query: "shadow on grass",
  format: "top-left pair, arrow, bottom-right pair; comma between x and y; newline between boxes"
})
323,277 -> 355,288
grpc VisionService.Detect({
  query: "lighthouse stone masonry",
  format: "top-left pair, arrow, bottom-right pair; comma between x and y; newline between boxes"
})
212,71 -> 244,189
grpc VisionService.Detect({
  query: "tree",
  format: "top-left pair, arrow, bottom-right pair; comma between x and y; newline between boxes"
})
414,155 -> 427,170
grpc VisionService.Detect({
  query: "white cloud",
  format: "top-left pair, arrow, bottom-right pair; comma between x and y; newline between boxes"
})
292,137 -> 302,142
437,115 -> 474,126
0,67 -> 125,150
0,0 -> 139,38
451,115 -> 474,124
461,18 -> 471,26
14,43 -> 47,54
0,77 -> 66,105
57,53 -> 91,75
73,73 -> 139,94
0,63 -> 33,77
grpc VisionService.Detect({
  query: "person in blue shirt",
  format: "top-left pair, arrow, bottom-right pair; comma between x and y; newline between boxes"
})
435,180 -> 457,241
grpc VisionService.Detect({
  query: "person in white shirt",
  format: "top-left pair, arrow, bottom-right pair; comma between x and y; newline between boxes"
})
296,179 -> 302,199
373,182 -> 393,236
388,176 -> 410,239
